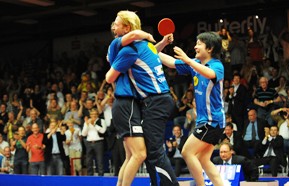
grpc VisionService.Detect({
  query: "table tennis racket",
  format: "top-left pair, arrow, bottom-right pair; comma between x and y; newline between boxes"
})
158,18 -> 175,36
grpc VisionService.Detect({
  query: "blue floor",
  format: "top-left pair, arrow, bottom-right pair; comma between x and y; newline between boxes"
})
0,175 -> 288,186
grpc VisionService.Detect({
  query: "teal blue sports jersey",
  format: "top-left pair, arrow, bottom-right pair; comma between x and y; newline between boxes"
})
175,58 -> 226,128
112,40 -> 170,99
107,37 -> 137,98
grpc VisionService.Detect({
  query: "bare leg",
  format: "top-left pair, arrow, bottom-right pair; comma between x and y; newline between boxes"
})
182,135 -> 223,186
117,142 -> 131,186
198,145 -> 224,186
121,137 -> 147,186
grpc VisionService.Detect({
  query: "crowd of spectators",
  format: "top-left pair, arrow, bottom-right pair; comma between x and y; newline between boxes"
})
0,27 -> 289,179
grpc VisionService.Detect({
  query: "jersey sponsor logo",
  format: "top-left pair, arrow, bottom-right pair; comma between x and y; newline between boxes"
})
193,76 -> 198,86
155,65 -> 164,76
132,126 -> 143,133
195,89 -> 203,96
148,42 -> 157,54
157,76 -> 167,83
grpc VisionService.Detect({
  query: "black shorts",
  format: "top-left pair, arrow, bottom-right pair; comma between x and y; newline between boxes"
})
112,97 -> 143,138
193,123 -> 223,145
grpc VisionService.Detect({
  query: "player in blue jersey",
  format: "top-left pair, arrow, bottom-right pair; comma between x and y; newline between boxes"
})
159,32 -> 225,186
106,11 -> 163,186
106,11 -> 178,186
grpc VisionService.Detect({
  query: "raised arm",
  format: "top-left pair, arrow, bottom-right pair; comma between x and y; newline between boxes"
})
173,46 -> 216,79
121,29 -> 155,46
155,34 -> 173,52
158,52 -> 176,69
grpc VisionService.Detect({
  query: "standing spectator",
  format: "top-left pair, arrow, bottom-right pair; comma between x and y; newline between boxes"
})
26,123 -> 45,175
81,109 -> 106,176
166,124 -> 187,177
227,73 -> 248,132
10,126 -> 28,174
65,120 -> 82,175
43,120 -> 66,175
254,77 -> 282,126
60,124 -> 71,175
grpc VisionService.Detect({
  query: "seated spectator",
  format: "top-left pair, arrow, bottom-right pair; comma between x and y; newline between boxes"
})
173,91 -> 193,126
243,108 -> 268,159
212,142 -> 259,181
254,125 -> 287,177
0,133 -> 9,155
271,107 -> 289,176
184,98 -> 197,134
0,146 -> 14,174
166,124 -> 187,177
220,123 -> 243,155
254,76 -> 282,126
225,114 -> 237,131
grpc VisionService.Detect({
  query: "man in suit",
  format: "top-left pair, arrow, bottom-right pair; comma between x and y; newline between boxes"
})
43,119 -> 66,175
255,125 -> 286,177
227,73 -> 248,133
166,124 -> 188,177
243,108 -> 269,158
220,122 -> 243,155
213,142 -> 259,181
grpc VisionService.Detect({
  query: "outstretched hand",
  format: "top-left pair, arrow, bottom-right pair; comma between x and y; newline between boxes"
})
147,33 -> 156,43
173,46 -> 190,63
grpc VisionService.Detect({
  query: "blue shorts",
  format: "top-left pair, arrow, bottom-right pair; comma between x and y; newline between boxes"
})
112,97 -> 143,138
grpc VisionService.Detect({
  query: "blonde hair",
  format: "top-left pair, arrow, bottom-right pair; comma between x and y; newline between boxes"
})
117,10 -> 141,31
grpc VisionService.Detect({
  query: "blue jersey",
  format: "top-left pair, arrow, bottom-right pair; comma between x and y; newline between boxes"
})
175,58 -> 225,128
107,37 -> 137,98
112,40 -> 170,99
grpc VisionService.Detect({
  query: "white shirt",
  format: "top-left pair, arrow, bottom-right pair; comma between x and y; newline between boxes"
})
0,141 -> 9,155
279,120 -> 289,140
103,104 -> 112,127
65,128 -> 82,151
262,136 -> 276,157
82,118 -> 107,141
